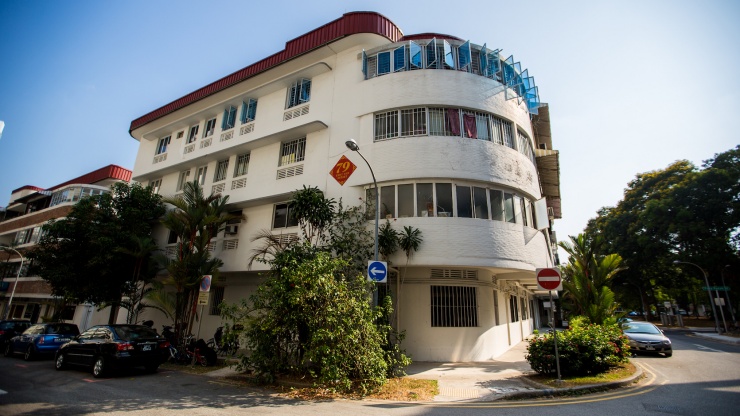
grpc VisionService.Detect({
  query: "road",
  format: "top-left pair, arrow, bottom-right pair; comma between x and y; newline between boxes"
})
0,329 -> 738,415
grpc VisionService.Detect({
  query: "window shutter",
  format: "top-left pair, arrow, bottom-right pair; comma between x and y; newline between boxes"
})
480,44 -> 488,76
222,109 -> 229,130
425,38 -> 437,68
362,49 -> 367,79
247,99 -> 257,121
241,101 -> 248,123
443,40 -> 454,69
393,45 -> 405,72
409,41 -> 422,69
458,41 -> 471,71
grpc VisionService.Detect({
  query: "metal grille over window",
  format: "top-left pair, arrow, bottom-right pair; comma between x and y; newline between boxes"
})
279,137 -> 306,166
286,78 -> 311,109
374,110 -> 399,141
210,287 -> 225,316
431,286 -> 478,327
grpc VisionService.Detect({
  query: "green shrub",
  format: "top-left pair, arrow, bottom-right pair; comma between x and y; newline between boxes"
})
526,321 -> 630,376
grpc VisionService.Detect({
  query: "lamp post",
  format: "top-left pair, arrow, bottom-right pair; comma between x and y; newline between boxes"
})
622,281 -> 648,321
1,246 -> 24,320
345,139 -> 380,307
721,265 -> 736,327
345,139 -> 379,262
674,260 -> 722,334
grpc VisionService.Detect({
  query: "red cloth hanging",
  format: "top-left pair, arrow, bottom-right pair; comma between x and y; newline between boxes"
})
445,108 -> 460,136
463,113 -> 477,139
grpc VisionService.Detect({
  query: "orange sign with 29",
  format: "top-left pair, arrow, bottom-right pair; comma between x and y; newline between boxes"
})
330,155 -> 357,186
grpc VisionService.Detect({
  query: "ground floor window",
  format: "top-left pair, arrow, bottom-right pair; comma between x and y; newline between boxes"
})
509,295 -> 519,322
431,285 -> 478,327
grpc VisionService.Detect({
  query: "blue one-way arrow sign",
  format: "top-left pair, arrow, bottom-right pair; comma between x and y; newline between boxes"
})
367,260 -> 388,283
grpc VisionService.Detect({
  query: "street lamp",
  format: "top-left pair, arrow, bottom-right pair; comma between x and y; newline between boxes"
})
345,139 -> 379,262
1,246 -> 24,320
674,260 -> 722,334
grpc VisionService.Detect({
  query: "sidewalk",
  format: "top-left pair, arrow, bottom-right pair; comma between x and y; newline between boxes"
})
682,326 -> 740,345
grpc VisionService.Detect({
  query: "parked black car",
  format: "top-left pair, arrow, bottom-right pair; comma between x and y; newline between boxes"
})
5,322 -> 79,360
55,324 -> 170,377
622,321 -> 673,357
0,320 -> 31,348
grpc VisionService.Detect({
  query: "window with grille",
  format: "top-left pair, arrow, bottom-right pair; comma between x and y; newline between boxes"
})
214,159 -> 229,182
517,130 -> 536,165
431,286 -> 478,327
210,286 -> 225,315
149,179 -> 162,194
286,78 -> 311,109
400,108 -> 426,136
196,166 -> 208,186
509,295 -> 520,322
155,136 -> 171,155
374,111 -> 399,141
279,137 -> 306,166
234,153 -> 250,177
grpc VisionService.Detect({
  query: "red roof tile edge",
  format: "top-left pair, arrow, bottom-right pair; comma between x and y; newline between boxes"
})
129,11 -> 404,134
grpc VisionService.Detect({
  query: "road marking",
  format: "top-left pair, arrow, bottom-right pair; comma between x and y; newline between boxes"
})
693,343 -> 727,353
82,378 -> 106,383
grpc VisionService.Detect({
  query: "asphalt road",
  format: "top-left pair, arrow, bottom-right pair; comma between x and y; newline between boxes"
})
0,329 -> 738,415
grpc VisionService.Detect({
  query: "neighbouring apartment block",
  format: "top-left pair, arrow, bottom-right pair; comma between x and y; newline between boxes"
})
128,12 -> 561,361
0,165 -> 132,328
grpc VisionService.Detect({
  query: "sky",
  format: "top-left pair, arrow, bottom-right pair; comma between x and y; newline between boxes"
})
1,0 -> 739,256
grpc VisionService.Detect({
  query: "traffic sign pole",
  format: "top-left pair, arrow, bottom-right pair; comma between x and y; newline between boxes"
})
550,289 -> 562,382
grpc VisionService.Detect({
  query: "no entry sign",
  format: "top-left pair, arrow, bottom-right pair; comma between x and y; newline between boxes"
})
536,268 -> 562,291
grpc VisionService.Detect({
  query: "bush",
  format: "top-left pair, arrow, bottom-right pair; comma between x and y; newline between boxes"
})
526,320 -> 630,376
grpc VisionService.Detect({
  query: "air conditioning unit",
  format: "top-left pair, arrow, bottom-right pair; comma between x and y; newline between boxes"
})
225,224 -> 239,235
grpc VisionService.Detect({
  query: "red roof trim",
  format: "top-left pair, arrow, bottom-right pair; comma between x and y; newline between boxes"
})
10,185 -> 45,195
129,11 -> 403,133
49,165 -> 132,191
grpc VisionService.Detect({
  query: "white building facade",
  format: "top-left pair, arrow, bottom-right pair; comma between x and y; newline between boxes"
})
129,12 -> 562,362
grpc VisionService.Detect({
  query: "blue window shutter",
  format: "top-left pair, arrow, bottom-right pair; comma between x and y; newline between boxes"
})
393,45 -> 405,71
410,41 -> 422,69
443,40 -> 454,69
247,99 -> 257,121
480,44 -> 488,77
425,38 -> 437,68
362,50 -> 367,79
377,51 -> 391,74
299,79 -> 311,103
222,109 -> 228,130
458,41 -> 471,71
240,101 -> 248,123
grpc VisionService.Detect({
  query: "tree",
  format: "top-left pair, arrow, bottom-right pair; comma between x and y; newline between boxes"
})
558,233 -> 625,325
31,183 -> 165,323
160,180 -> 238,342
586,146 -> 740,314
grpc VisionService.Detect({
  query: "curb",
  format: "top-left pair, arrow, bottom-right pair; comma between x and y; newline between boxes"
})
492,364 -> 644,401
690,332 -> 740,345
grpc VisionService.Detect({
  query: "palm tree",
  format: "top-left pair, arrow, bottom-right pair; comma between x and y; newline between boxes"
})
396,226 -> 422,329
161,180 -> 240,341
559,233 -> 625,325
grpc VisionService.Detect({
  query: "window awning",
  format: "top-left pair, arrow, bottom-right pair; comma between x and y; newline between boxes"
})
535,148 -> 561,219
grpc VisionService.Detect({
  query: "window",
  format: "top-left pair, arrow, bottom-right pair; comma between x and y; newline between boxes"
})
490,190 -> 504,221
204,118 -> 217,138
398,184 -> 414,218
234,153 -> 250,177
518,130 -> 536,165
473,187 -> 489,219
513,196 -> 523,225
196,166 -> 208,186
240,99 -> 257,123
393,45 -> 405,72
214,159 -> 229,182
435,183 -> 453,217
279,137 -> 306,166
286,78 -> 311,108
504,193 -> 516,223
409,40 -> 422,69
417,183 -> 434,217
374,110 -> 399,141
187,125 -> 199,143
176,170 -> 191,191
155,136 -> 171,155
509,295 -> 519,322
425,38 -> 437,68
222,106 -> 237,130
210,286 -> 225,316
167,230 -> 178,244
458,41 -> 471,71
273,203 -> 298,229
149,179 -> 162,194
400,108 -> 426,136
380,185 -> 395,219
176,131 -> 184,139
443,40 -> 454,69
431,286 -> 478,327
520,197 -> 528,227
455,185 -> 472,218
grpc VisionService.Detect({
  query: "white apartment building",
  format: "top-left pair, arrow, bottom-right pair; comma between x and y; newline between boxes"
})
129,12 -> 561,361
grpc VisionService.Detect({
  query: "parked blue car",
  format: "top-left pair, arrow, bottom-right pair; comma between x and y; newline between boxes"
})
4,323 -> 80,360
